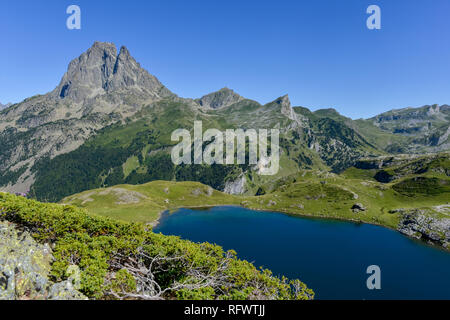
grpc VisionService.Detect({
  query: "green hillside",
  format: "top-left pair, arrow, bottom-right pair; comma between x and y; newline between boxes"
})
61,152 -> 450,249
62,181 -> 241,223
30,97 -> 380,202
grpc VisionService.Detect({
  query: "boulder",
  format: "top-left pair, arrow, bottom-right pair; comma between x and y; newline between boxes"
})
0,221 -> 87,300
351,203 -> 366,213
48,280 -> 87,300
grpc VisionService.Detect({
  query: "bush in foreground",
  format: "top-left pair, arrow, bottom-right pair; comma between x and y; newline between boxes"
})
0,192 -> 314,300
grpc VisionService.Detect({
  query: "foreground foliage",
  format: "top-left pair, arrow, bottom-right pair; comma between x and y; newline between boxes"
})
0,192 -> 314,300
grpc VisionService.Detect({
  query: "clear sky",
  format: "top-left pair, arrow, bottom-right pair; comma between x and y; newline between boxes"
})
1,0 -> 449,118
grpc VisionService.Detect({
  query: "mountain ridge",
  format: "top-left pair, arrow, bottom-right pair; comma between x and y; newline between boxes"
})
0,42 -> 449,197
0,102 -> 12,111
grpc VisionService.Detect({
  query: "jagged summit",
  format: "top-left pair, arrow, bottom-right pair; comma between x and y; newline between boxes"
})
0,42 -> 176,194
1,42 -> 448,198
53,41 -> 173,102
274,94 -> 290,107
195,87 -> 243,109
271,94 -> 298,121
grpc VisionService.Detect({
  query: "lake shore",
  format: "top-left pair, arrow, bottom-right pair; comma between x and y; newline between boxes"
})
153,206 -> 450,299
153,204 -> 450,252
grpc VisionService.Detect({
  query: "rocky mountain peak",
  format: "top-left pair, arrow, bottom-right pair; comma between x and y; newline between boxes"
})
275,94 -> 297,120
92,41 -> 116,50
195,87 -> 243,109
275,94 -> 291,107
52,42 -> 172,103
119,45 -> 131,56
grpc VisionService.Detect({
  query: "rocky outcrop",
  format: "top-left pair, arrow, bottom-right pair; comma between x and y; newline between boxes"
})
355,157 -> 395,170
351,203 -> 366,213
278,95 -> 296,121
0,220 -> 87,300
191,186 -> 214,196
397,209 -> 450,249
372,104 -> 450,125
224,174 -> 247,195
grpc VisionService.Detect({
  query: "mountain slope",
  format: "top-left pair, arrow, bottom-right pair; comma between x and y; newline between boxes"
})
61,151 -> 450,249
1,42 -> 448,200
0,42 -> 175,194
311,105 -> 450,153
27,92 -> 383,202
368,104 -> 450,152
61,180 -> 241,223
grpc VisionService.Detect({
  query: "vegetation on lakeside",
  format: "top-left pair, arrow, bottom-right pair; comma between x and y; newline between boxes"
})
61,153 -> 450,238
0,192 -> 314,300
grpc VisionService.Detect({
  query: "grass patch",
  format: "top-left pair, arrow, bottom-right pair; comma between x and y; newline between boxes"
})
61,181 -> 241,223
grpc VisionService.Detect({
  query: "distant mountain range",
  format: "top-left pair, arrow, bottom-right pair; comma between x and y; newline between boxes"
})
0,42 -> 449,200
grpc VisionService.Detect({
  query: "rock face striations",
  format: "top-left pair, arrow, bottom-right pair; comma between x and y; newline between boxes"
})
53,42 -> 173,102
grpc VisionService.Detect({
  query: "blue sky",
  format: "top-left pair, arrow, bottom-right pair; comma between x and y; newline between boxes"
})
1,0 -> 449,118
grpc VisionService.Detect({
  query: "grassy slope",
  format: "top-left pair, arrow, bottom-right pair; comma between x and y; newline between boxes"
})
62,181 -> 241,223
32,97 -> 387,202
247,170 -> 449,229
311,108 -> 409,152
313,105 -> 450,154
62,156 -> 450,232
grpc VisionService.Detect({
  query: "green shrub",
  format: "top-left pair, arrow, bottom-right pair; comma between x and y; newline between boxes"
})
0,192 -> 314,300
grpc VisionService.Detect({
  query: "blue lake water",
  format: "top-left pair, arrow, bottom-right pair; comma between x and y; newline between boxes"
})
154,206 -> 450,299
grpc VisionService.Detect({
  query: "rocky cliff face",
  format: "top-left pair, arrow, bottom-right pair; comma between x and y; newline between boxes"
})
370,104 -> 450,152
52,42 -> 173,103
0,220 -> 87,300
224,174 -> 247,195
277,95 -> 298,122
397,208 -> 450,249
